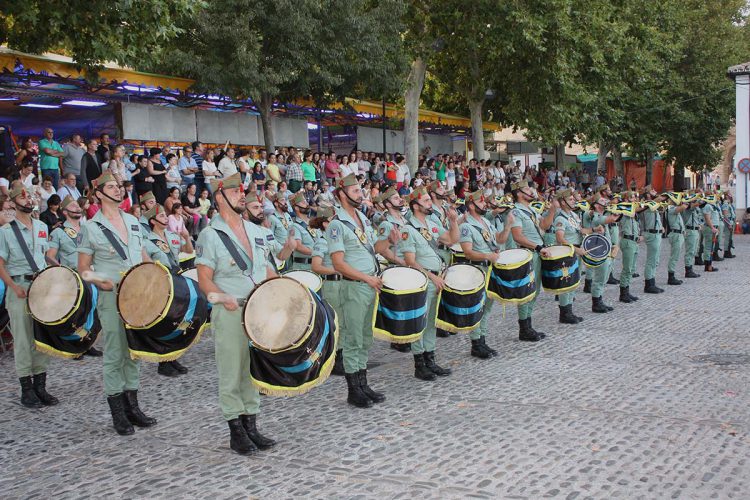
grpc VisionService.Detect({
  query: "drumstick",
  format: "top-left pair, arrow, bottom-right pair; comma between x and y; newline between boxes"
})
81,270 -> 114,289
207,292 -> 246,308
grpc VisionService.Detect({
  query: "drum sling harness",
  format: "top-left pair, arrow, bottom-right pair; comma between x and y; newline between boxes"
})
95,223 -> 128,260
150,236 -> 180,273
9,220 -> 40,273
407,220 -> 441,256
214,229 -> 250,272
334,216 -> 381,274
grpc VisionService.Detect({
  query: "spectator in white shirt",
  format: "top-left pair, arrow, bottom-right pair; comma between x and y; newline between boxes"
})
339,155 -> 354,177
218,148 -> 238,178
57,172 -> 82,200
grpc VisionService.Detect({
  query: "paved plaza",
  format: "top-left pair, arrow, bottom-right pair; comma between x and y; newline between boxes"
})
1,236 -> 749,499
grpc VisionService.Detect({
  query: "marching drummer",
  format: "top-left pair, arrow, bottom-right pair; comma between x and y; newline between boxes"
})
195,172 -> 277,455
459,190 -> 506,358
328,174 -> 394,409
309,206 -> 345,375
373,186 -> 408,268
289,191 -> 317,271
618,191 -> 642,304
553,189 -> 591,324
244,191 -> 297,270
401,186 -> 458,380
78,171 -> 156,436
143,203 -> 194,377
269,191 -> 293,271
509,180 -> 555,342
138,191 -> 156,235
0,183 -> 57,408
583,196 -> 621,313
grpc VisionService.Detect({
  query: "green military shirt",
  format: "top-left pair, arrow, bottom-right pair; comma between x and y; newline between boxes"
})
459,214 -> 498,255
428,202 -> 450,232
510,203 -> 543,246
681,206 -> 702,229
553,211 -> 583,246
489,214 -> 509,251
584,212 -> 611,240
326,207 -> 378,275
640,210 -> 663,232
376,213 -> 407,261
291,216 -> 319,261
619,214 -> 640,238
195,215 -> 273,299
701,203 -> 720,226
254,224 -> 283,267
609,222 -> 620,246
666,206 -> 685,232
269,210 -> 293,243
0,219 -> 49,276
138,215 -> 151,237
78,210 -> 144,285
371,209 -> 386,228
401,214 -> 446,273
312,237 -> 333,268
48,221 -> 82,269
144,230 -> 182,270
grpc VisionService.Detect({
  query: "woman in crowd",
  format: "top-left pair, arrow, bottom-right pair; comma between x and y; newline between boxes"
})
37,175 -> 57,212
164,186 -> 182,214
167,202 -> 187,235
165,153 -> 182,190
252,162 -> 265,192
181,183 -> 202,235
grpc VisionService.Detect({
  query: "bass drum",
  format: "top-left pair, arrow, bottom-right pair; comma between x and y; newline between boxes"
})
372,266 -> 428,344
242,277 -> 337,396
541,245 -> 581,294
178,267 -> 212,324
435,264 -> 487,334
27,266 -> 100,359
118,262 -> 209,362
283,270 -> 323,295
487,249 -> 536,304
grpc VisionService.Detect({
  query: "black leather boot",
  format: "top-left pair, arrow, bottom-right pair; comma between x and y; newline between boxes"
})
607,273 -> 620,285
518,319 -> 542,342
694,255 -> 703,266
559,304 -> 579,324
228,418 -> 258,455
170,360 -> 188,374
583,279 -> 592,293
667,272 -> 683,285
725,249 -> 735,258
479,336 -> 498,356
527,318 -> 547,339
470,338 -> 492,358
712,251 -> 724,262
84,346 -> 103,357
704,261 -> 718,272
619,287 -> 633,303
358,370 -> 385,403
240,414 -> 276,449
390,342 -> 411,353
685,266 -> 701,278
644,278 -> 664,293
332,349 -> 345,376
19,376 -> 43,408
32,373 -> 59,406
436,328 -> 450,338
345,372 -> 372,408
123,390 -> 157,427
157,361 -> 180,377
592,296 -> 609,313
632,272 -> 640,278
107,394 -> 135,436
414,354 -> 437,381
423,351 -> 452,376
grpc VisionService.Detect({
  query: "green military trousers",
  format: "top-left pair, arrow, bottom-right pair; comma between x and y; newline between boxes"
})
340,280 -> 376,374
558,256 -> 582,307
8,278 -> 49,377
643,233 -> 662,280
667,232 -> 684,273
517,253 -> 542,320
411,280 -> 438,353
619,238 -> 638,288
683,229 -> 700,268
98,290 -> 140,396
701,227 -> 715,261
722,223 -> 733,253
590,258 -> 611,299
212,306 -> 260,421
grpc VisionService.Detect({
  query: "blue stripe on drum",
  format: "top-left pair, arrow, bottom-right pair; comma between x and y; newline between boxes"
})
491,272 -> 532,289
279,304 -> 331,374
0,279 -> 4,302
83,284 -> 98,332
377,303 -> 428,321
541,258 -> 579,278
156,278 -> 198,342
442,300 -> 484,316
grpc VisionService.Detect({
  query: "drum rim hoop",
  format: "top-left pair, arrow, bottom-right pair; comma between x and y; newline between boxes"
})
116,261 -> 174,330
541,244 -> 574,260
281,270 -> 323,292
442,263 -> 489,294
494,248 -> 533,270
241,276 -> 317,353
28,265 -> 84,326
379,265 -> 428,294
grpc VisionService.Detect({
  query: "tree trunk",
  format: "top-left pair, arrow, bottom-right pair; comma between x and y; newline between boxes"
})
403,57 -> 427,175
645,151 -> 654,185
673,163 -> 685,191
596,143 -> 608,176
612,145 -> 625,185
468,97 -> 486,160
258,93 -> 275,153
553,143 -> 566,169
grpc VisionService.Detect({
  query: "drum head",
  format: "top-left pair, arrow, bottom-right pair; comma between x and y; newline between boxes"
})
449,243 -> 463,252
444,264 -> 485,291
180,268 -> 199,282
496,248 -> 531,265
283,270 -> 323,292
244,278 -> 314,351
28,267 -> 80,324
381,266 -> 427,291
582,234 -> 611,260
545,245 -> 572,259
118,263 -> 172,328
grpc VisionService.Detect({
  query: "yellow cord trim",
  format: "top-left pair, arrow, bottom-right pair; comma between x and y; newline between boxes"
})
542,281 -> 581,295
435,318 -> 481,334
32,266 -> 85,326
487,290 -> 537,305
128,320 -> 209,362
33,340 -> 83,360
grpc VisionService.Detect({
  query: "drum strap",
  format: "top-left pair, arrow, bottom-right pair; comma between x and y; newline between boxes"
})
334,216 -> 381,274
95,223 -> 127,260
151,236 -> 180,273
9,221 -> 39,273
517,205 -> 545,244
214,229 -> 249,272
407,220 -> 441,256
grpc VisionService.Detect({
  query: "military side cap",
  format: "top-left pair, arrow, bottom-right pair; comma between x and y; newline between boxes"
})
8,183 -> 28,200
245,191 -> 262,204
60,195 -> 76,210
337,174 -> 359,189
290,190 -> 306,206
409,186 -> 428,202
210,172 -> 242,193
597,184 -> 610,193
511,180 -> 529,191
554,188 -> 573,200
139,191 -> 155,204
466,190 -> 484,203
144,204 -> 164,221
382,186 -> 399,201
95,170 -> 118,188
316,206 -> 335,219
427,180 -> 443,193
445,188 -> 455,198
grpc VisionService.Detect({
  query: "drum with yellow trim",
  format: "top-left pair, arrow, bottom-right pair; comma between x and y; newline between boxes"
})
487,248 -> 536,304
449,242 -> 469,264
242,277 -> 337,396
117,262 -> 209,362
435,263 -> 487,333
282,270 -> 323,294
372,266 -> 428,343
28,266 -> 100,359
540,245 -> 581,294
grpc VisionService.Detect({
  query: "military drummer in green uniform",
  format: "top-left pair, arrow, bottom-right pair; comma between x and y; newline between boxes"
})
195,173 -> 277,455
328,174 -> 395,409
289,190 -> 317,271
0,184 -> 57,408
78,171 -> 156,435
47,196 -> 84,269
553,189 -> 590,324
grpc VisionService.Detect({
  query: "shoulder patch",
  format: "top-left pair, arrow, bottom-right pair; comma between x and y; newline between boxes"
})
461,226 -> 470,237
38,230 -> 47,239
402,232 -> 409,240
379,226 -> 386,236
432,227 -> 439,233
196,244 -> 203,257
330,227 -> 339,240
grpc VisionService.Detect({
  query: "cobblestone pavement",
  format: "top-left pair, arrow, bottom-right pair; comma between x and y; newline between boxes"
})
1,236 -> 749,499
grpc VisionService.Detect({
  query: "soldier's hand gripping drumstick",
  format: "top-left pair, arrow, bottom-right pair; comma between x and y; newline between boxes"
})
81,270 -> 115,291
